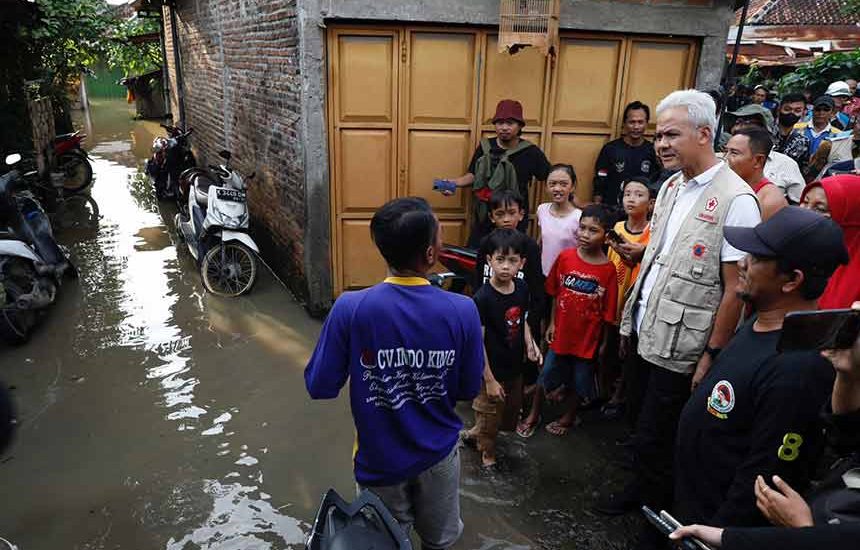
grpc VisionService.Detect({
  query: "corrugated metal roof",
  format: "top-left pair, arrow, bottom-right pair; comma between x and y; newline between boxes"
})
736,0 -> 860,26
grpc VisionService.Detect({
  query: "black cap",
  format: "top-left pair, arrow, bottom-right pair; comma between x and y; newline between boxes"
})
724,206 -> 849,270
813,96 -> 835,109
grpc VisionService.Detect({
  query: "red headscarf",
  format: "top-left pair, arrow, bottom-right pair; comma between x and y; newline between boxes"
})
800,174 -> 860,309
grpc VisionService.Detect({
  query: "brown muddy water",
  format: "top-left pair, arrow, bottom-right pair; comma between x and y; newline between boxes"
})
0,99 -> 639,549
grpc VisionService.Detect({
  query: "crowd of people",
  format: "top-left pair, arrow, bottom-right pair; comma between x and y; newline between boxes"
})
304,87 -> 860,550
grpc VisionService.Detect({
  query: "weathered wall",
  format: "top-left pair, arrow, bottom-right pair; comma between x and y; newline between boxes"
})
162,1 -> 309,304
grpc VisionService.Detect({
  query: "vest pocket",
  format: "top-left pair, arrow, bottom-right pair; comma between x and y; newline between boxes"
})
654,299 -> 714,361
666,273 -> 719,306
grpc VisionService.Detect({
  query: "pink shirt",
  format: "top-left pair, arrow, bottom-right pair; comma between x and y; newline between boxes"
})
536,202 -> 582,276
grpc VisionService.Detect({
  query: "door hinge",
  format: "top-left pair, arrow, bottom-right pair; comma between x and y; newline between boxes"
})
401,41 -> 407,63
399,166 -> 406,186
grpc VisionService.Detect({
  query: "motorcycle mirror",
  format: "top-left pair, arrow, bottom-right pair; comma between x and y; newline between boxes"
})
218,150 -> 232,160
5,153 -> 21,166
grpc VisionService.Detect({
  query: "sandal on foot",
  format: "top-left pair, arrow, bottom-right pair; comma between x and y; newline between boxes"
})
545,417 -> 581,436
516,415 -> 542,439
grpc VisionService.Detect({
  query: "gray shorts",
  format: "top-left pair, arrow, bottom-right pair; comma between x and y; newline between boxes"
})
359,446 -> 463,549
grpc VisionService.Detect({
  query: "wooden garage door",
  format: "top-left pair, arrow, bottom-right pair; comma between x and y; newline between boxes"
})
328,26 -> 698,295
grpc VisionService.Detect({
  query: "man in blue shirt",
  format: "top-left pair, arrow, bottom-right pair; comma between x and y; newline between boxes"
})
305,197 -> 484,549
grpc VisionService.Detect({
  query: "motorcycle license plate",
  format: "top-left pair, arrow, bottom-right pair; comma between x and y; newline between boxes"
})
216,189 -> 246,203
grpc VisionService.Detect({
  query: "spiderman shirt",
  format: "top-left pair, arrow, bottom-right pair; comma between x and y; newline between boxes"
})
473,278 -> 530,382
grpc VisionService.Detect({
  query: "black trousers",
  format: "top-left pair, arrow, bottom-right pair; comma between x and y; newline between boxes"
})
623,334 -> 651,431
632,357 -> 692,510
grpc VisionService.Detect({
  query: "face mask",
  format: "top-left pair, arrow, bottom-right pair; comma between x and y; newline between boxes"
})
778,112 -> 801,127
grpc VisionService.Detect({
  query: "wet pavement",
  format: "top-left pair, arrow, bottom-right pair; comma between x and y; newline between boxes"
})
0,99 -> 638,549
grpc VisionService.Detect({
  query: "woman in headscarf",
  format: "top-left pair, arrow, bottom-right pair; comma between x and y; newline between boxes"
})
800,174 -> 860,309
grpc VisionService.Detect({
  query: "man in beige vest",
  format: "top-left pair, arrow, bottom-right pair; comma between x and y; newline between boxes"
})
596,90 -> 761,548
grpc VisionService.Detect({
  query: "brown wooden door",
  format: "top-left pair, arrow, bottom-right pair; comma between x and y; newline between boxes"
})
327,26 -> 698,295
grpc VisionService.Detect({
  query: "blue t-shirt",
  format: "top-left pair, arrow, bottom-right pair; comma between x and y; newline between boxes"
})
304,277 -> 484,486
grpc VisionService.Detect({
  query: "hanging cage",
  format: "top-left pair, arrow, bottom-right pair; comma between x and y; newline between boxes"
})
498,0 -> 560,56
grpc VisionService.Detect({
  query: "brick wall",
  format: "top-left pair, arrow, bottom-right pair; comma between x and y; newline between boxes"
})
162,1 -> 308,302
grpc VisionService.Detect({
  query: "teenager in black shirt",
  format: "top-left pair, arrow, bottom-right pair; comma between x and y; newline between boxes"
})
673,207 -> 849,530
593,101 -> 660,208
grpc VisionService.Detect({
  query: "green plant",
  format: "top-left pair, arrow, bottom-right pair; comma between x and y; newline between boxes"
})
104,17 -> 163,77
777,50 -> 860,96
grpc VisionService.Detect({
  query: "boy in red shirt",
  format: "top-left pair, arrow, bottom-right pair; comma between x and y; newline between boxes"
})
541,204 -> 618,435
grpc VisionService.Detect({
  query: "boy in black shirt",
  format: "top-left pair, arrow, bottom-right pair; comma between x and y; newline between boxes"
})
464,229 -> 541,467
673,207 -> 849,529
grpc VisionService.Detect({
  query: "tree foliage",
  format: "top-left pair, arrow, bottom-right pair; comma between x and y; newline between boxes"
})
777,50 -> 860,96
104,17 -> 163,77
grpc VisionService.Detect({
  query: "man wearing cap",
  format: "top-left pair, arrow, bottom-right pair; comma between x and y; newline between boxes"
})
825,81 -> 852,130
446,99 -> 551,247
673,206 -> 848,529
727,104 -> 805,203
794,96 -> 854,177
593,100 -> 660,208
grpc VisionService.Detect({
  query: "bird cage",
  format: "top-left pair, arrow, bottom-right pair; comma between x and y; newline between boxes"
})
498,0 -> 560,56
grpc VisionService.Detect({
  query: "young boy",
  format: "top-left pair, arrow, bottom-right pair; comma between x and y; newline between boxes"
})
305,197 -> 484,549
541,204 -> 618,436
464,228 -> 541,467
603,178 -> 656,419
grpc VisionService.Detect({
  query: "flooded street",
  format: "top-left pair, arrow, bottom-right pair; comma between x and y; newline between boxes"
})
0,100 -> 636,549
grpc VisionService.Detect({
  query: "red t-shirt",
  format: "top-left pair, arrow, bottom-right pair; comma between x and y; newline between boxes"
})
546,249 -> 618,359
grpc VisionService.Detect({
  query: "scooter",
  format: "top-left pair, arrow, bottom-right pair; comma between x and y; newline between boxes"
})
146,124 -> 195,201
174,150 -> 259,297
0,154 -> 74,344
52,131 -> 93,195
428,243 -> 476,294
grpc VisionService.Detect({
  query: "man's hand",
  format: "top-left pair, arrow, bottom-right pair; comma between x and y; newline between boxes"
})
754,475 -> 813,528
691,352 -> 712,391
616,241 -> 646,265
546,323 -> 556,345
669,525 -> 723,548
486,380 -> 506,402
527,338 -> 543,365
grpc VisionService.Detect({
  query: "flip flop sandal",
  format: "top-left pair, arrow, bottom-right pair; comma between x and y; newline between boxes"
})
516,415 -> 542,439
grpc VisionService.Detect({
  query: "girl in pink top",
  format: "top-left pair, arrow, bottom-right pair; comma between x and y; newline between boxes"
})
536,164 -> 582,276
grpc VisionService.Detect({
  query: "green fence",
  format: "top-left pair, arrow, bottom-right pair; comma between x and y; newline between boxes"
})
85,66 -> 126,99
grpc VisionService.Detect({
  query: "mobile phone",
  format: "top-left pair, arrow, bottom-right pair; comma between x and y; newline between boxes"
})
641,507 -> 705,550
606,229 -> 624,244
777,309 -> 860,352
432,179 -> 456,194
660,510 -> 712,550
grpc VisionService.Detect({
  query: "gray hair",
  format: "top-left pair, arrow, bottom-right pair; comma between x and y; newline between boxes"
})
656,89 -> 717,135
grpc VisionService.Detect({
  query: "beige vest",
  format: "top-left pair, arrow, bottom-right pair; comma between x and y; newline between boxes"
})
620,164 -> 757,374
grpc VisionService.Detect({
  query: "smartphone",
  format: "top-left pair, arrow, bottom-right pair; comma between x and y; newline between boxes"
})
432,179 -> 456,194
606,229 -> 624,244
660,510 -> 712,550
641,507 -> 708,550
778,309 -> 860,352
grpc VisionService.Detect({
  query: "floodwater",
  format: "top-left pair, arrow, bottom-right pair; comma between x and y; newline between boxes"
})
0,99 -> 638,549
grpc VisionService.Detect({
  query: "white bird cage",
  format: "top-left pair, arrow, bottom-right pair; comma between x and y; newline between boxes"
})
498,0 -> 560,56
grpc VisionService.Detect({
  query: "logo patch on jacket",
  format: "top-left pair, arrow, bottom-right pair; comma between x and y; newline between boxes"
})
707,380 -> 735,420
692,242 -> 708,260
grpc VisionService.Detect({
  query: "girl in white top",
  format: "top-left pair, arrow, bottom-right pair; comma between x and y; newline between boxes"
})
536,164 -> 582,276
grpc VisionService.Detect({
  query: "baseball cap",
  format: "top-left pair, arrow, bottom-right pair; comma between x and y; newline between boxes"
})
814,96 -> 836,109
825,81 -> 851,98
492,99 -> 526,125
724,206 -> 848,270
727,103 -> 774,129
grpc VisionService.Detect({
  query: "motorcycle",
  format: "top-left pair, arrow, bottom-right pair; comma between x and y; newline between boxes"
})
174,150 -> 259,297
0,154 -> 75,344
306,489 -> 412,550
52,131 -> 93,195
146,124 -> 195,202
428,243 -> 476,294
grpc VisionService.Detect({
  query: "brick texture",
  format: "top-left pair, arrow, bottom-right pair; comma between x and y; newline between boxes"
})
162,1 -> 307,301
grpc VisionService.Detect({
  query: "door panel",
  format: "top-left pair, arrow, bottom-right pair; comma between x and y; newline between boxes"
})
408,32 -> 476,125
341,220 -> 387,288
552,38 -> 624,131
482,35 -> 549,126
547,133 -> 610,204
624,40 -> 698,130
339,129 -> 393,211
337,35 -> 396,123
407,130 -> 472,211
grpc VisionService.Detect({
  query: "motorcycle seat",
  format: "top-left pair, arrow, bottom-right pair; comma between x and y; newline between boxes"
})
192,174 -> 217,209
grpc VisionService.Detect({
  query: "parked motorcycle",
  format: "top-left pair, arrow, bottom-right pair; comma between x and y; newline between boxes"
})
428,243 -> 476,294
174,150 -> 259,297
0,154 -> 75,344
146,124 -> 195,201
53,131 -> 93,194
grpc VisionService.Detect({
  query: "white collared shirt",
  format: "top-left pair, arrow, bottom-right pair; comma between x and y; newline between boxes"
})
634,161 -> 761,334
764,151 -> 804,203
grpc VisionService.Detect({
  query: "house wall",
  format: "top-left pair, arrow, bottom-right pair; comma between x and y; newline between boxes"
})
164,0 -> 737,314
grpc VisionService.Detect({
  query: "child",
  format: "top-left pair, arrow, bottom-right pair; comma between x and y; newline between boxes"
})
464,229 -> 541,467
536,164 -> 582,277
537,204 -> 618,436
602,178 -> 656,419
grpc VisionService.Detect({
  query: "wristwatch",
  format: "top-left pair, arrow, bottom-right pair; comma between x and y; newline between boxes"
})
704,345 -> 722,360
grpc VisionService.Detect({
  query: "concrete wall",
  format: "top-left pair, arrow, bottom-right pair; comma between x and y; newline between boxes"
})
164,0 -> 736,313
162,1 -> 312,308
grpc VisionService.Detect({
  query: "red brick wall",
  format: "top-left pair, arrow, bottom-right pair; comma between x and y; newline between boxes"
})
162,1 -> 308,301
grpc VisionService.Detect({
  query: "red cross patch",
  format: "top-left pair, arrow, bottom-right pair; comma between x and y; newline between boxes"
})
705,197 -> 719,212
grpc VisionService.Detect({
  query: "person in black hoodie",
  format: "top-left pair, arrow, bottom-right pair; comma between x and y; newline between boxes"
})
670,301 -> 860,549
672,206 -> 849,529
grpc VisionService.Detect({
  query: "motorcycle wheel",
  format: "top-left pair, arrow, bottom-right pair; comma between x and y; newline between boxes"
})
57,151 -> 93,194
200,242 -> 258,297
0,278 -> 37,345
